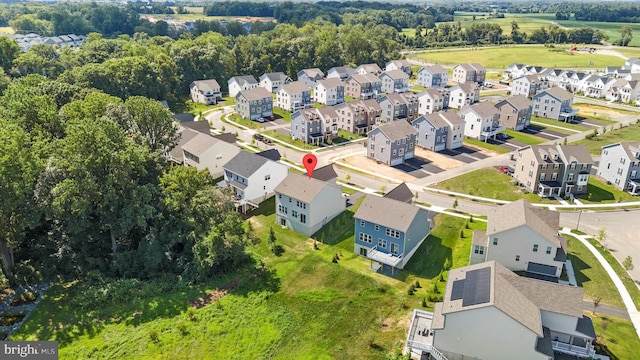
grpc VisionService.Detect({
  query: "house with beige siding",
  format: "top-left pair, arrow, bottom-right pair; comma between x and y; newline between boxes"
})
259,72 -> 292,93
182,133 -> 241,178
276,81 -> 312,112
335,100 -> 381,134
452,63 -> 486,84
355,63 -> 383,76
417,65 -> 448,88
385,59 -> 412,75
326,66 -> 355,81
417,88 -> 449,115
190,79 -> 222,105
228,75 -> 258,97
511,75 -> 548,97
458,101 -> 503,141
345,73 -> 382,100
495,95 -> 533,131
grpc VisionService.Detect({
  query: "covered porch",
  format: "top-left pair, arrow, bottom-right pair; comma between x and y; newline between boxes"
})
405,309 -> 448,360
365,245 -> 402,275
538,181 -> 562,197
354,123 -> 369,135
308,132 -> 324,146
559,108 -> 579,122
628,179 -> 640,195
480,125 -> 506,142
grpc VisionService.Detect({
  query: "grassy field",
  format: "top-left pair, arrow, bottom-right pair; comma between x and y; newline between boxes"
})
142,13 -> 276,23
411,46 -> 625,69
463,138 -> 511,154
504,129 -> 546,145
577,177 -> 640,204
529,118 -> 584,134
565,235 -> 624,308
591,314 -> 640,360
0,26 -> 14,34
574,122 -> 640,154
178,97 -> 235,116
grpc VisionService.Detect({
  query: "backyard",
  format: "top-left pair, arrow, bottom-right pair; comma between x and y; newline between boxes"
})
575,122 -> 640,154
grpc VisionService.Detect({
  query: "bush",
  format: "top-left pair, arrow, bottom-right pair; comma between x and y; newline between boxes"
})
186,307 -> 196,321
414,280 -> 421,288
407,288 -> 414,295
433,282 -> 440,294
421,297 -> 427,307
272,244 -> 284,256
149,330 -> 159,343
176,323 -> 188,336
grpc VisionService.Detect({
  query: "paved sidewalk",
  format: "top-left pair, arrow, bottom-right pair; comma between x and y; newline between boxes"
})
560,228 -> 640,340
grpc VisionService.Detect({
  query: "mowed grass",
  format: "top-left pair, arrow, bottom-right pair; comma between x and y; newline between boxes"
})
504,129 -> 546,145
529,117 -> 584,134
590,314 -> 640,360
574,122 -> 640,154
411,46 -> 625,69
576,177 -> 640,204
430,167 -> 557,204
565,235 -> 624,308
463,138 -> 511,154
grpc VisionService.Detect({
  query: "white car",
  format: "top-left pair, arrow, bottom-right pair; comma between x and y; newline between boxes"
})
484,82 -> 494,88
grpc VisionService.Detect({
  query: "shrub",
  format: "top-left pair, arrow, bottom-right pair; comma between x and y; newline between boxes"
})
421,297 -> 427,307
149,330 -> 159,343
433,282 -> 440,294
407,288 -> 414,295
186,307 -> 196,321
415,280 -> 421,288
177,323 -> 188,336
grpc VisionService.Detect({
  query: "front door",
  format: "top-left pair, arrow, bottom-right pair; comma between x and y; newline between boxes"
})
391,243 -> 399,255
359,248 -> 367,257
280,218 -> 286,227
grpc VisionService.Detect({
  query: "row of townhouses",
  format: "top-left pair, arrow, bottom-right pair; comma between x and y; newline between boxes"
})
3,33 -> 87,52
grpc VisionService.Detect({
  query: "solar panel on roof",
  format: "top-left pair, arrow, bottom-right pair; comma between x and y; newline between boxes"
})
450,280 -> 464,301
462,267 -> 491,306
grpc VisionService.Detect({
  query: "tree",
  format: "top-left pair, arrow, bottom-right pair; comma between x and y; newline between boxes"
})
593,296 -> 601,315
268,227 -> 276,249
245,221 -> 259,245
623,256 -> 634,272
119,96 -> 179,153
596,228 -> 607,249
0,37 -> 20,73
452,198 -> 459,211
619,26 -> 633,47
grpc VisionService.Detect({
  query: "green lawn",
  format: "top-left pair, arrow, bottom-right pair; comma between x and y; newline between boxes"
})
591,314 -> 640,360
463,138 -> 511,154
530,116 -> 590,133
504,129 -> 545,145
224,113 -> 264,130
273,107 -> 292,122
262,130 -> 319,150
565,235 -> 624,308
431,167 -> 557,204
0,26 -> 14,34
174,97 -> 235,115
574,123 -> 640,154
576,177 -> 640,204
410,46 -> 625,69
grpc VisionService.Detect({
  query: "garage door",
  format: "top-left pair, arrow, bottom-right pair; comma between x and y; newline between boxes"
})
527,262 -> 557,276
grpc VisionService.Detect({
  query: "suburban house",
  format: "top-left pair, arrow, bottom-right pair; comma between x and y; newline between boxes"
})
623,57 -> 640,73
236,87 -> 274,121
326,66 -> 355,81
345,73 -> 383,100
514,145 -> 593,197
532,87 -> 578,121
580,75 -> 614,98
458,101 -> 504,141
470,199 -> 567,280
383,182 -> 414,203
314,78 -> 345,106
182,133 -> 241,178
597,142 -> 640,194
448,82 -> 479,109
511,75 -> 548,97
385,59 -> 412,75
259,72 -> 292,93
276,81 -> 312,112
409,261 -> 596,360
505,63 -> 526,79
451,63 -> 486,84
354,194 -> 431,274
168,127 -> 200,164
417,88 -> 449,115
606,79 -> 640,104
189,79 -> 222,105
379,69 -> 410,94
439,111 -> 465,150
274,171 -> 345,237
355,63 -> 383,76
417,65 -> 449,88
228,75 -> 258,97
412,114 -> 449,152
335,100 -> 382,134
366,121 -> 418,166
495,95 -> 533,131
290,107 -> 339,145
297,68 -> 325,87
223,150 -> 289,212
377,92 -> 419,123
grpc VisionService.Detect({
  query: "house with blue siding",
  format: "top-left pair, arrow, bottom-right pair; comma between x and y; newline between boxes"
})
354,195 -> 431,274
412,114 -> 449,152
290,107 -> 339,145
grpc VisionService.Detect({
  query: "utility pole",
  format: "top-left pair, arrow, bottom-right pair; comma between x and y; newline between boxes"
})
576,210 -> 583,231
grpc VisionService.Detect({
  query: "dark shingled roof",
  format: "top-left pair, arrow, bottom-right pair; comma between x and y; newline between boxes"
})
180,120 -> 210,135
384,183 -> 413,203
256,149 -> 281,162
212,133 -> 236,144
535,327 -> 554,357
173,113 -> 196,123
311,164 -> 338,182
223,151 -> 269,178
576,315 -> 597,338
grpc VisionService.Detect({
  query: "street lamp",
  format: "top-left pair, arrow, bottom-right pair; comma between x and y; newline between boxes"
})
576,210 -> 583,231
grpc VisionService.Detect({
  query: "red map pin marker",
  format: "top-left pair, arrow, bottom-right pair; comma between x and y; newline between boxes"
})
303,153 -> 318,179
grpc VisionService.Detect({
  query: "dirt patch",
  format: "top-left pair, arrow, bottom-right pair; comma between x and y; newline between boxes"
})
189,279 -> 239,309
462,143 -> 502,157
414,148 -> 464,170
340,155 -> 416,183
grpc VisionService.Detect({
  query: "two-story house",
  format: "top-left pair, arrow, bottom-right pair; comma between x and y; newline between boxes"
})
385,59 -> 412,76
236,87 -> 274,121
606,79 -> 640,104
276,81 -> 312,112
505,63 -> 526,79
470,199 -> 567,279
291,107 -> 339,145
355,63 -> 383,76
314,78 -> 345,106
223,150 -> 289,211
345,73 -> 383,100
417,65 -> 449,88
412,114 -> 449,152
182,133 -> 241,178
274,171 -> 345,237
514,145 -> 593,197
597,142 -> 640,194
439,111 -> 465,150
335,100 -> 381,134
228,75 -> 258,97
511,75 -> 548,97
377,92 -> 419,123
414,261 -> 596,360
326,66 -> 355,81
366,121 -> 418,166
354,194 -> 431,274
532,87 -> 578,122
417,88 -> 448,115
297,68 -> 325,87
452,63 -> 486,84
259,72 -> 292,93
190,79 -> 222,105
379,69 -> 410,94
459,101 -> 504,141
495,95 -> 533,131
448,82 -> 479,109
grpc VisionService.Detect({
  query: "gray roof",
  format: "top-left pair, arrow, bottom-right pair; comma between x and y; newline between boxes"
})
316,78 -> 343,89
435,111 -> 465,126
179,119 -> 210,135
487,199 -> 562,247
328,66 -> 355,77
453,82 -> 478,94
349,73 -> 381,85
182,133 -> 223,156
387,59 -> 411,68
316,106 -> 339,118
281,81 -> 310,94
374,120 -> 418,141
238,87 -> 272,101
421,113 -> 451,129
256,149 -> 281,161
212,133 -> 237,144
496,95 -> 532,111
418,88 -> 445,100
505,272 -> 585,318
229,75 -> 258,86
602,142 -> 640,160
260,72 -> 289,82
537,87 -> 573,102
311,164 -> 338,182
299,68 -> 324,78
357,63 -> 383,74
191,79 -> 220,91
456,63 -> 485,72
224,150 -> 270,178
383,183 -> 414,203
354,195 -> 425,232
274,172 -> 333,203
558,145 -> 593,164
170,127 -> 199,162
472,230 -> 487,246
461,101 -> 499,119
576,316 -> 597,338
381,69 -> 409,80
421,65 -> 447,74
536,327 -> 554,357
362,99 -> 382,112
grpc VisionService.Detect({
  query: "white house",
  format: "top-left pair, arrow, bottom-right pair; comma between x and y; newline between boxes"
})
355,63 -> 383,76
297,68 -> 325,87
228,75 -> 258,97
259,72 -> 292,93
274,171 -> 345,237
314,78 -> 345,106
182,133 -> 241,178
379,69 -> 410,94
417,65 -> 449,88
438,111 -> 465,150
597,142 -> 640,194
385,59 -> 412,75
276,81 -> 312,112
189,79 -> 222,105
223,150 -> 289,211
470,199 -> 567,279
448,82 -> 479,109
417,88 -> 448,115
459,101 -> 504,141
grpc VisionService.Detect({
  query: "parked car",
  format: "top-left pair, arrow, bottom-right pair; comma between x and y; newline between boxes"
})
483,82 -> 493,88
253,133 -> 264,141
497,132 -> 509,140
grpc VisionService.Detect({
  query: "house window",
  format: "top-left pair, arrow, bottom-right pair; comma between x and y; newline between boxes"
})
533,244 -> 539,252
292,210 -> 298,217
374,225 -> 379,231
546,246 -> 552,254
360,220 -> 365,227
473,245 -> 485,255
378,239 -> 387,248
300,214 -> 306,224
391,243 -> 399,254
265,175 -> 271,181
385,228 -> 400,238
516,255 -> 520,261
493,238 -> 498,246
359,233 -> 372,243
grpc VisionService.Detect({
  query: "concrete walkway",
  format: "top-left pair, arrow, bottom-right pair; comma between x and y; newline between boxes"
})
560,228 -> 640,340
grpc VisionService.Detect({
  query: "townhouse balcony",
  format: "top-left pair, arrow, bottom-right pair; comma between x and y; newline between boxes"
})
552,341 -> 595,358
628,179 -> 640,195
291,101 -> 311,112
366,245 -> 402,268
360,90 -> 380,100
538,181 -> 562,197
393,85 -> 409,93
480,125 -> 506,141
559,108 -> 579,122
405,310 -> 449,360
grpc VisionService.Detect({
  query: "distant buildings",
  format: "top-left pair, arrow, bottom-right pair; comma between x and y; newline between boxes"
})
7,33 -> 86,52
